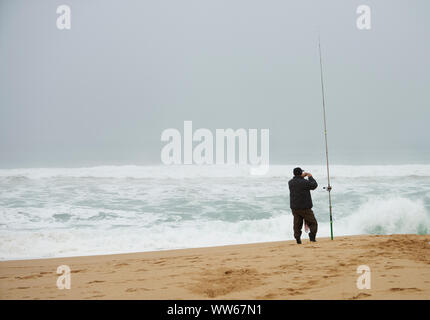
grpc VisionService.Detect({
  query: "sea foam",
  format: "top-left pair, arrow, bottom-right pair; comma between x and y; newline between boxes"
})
0,165 -> 429,260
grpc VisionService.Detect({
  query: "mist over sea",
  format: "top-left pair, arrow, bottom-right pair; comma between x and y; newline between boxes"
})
1,164 -> 429,260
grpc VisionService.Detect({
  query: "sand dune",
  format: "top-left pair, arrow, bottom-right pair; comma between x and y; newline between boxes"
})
1,234 -> 430,299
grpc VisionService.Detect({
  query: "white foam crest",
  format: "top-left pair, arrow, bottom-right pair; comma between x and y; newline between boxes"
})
334,197 -> 430,235
2,196 -> 429,260
0,164 -> 430,180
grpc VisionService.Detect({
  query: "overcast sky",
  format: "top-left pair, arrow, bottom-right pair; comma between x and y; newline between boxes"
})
0,0 -> 429,168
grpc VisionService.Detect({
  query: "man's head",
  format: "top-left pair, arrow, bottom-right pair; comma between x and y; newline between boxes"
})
293,167 -> 303,176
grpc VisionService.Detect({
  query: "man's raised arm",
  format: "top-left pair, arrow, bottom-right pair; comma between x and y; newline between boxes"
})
304,172 -> 318,190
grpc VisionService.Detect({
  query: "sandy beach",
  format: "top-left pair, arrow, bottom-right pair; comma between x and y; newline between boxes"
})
1,234 -> 429,300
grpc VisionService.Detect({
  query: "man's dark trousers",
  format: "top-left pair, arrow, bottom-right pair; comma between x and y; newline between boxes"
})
292,209 -> 318,241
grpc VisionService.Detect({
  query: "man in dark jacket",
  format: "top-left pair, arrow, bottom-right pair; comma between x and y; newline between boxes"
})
288,167 -> 318,244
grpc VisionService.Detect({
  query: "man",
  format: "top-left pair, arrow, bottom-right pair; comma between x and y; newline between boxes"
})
288,167 -> 318,244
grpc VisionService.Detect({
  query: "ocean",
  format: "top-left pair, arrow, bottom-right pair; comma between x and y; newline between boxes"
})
0,164 -> 429,260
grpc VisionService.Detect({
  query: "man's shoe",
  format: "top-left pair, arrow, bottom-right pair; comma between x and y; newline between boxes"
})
296,239 -> 302,244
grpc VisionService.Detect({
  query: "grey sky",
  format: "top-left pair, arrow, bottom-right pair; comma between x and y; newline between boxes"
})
1,0 -> 429,168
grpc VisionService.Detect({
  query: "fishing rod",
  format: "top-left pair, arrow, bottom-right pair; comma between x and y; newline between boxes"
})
318,37 -> 334,240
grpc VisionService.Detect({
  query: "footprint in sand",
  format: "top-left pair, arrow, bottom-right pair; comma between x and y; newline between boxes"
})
260,293 -> 277,299
87,280 -> 105,284
15,274 -> 42,280
86,294 -> 105,298
115,263 -> 129,267
125,287 -> 151,292
72,269 -> 87,273
351,292 -> 372,299
390,287 -> 422,292
306,279 -> 319,286
386,265 -> 403,270
189,267 -> 262,298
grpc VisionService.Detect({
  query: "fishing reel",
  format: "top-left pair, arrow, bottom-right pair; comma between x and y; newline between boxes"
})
323,186 -> 332,191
